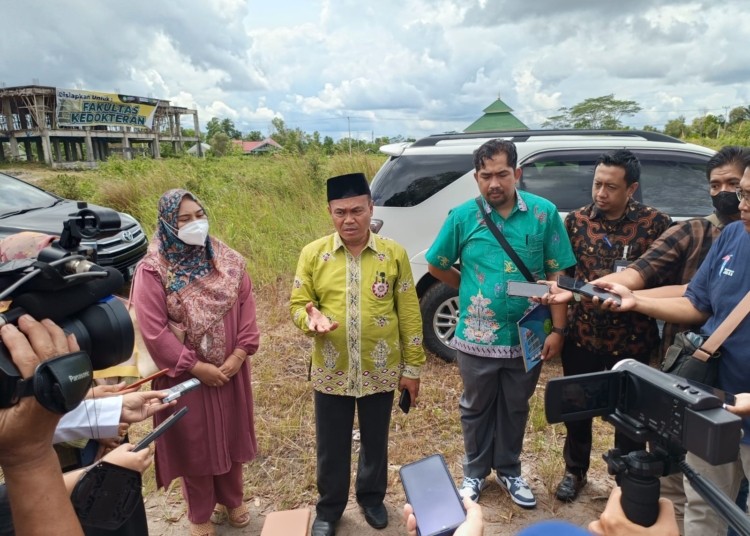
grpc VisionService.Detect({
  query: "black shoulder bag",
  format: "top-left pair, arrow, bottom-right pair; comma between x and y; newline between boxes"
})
475,197 -> 536,282
661,290 -> 750,386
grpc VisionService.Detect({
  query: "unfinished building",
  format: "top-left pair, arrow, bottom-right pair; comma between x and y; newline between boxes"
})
0,85 -> 203,168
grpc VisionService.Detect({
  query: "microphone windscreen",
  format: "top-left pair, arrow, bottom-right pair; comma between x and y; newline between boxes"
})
13,267 -> 124,322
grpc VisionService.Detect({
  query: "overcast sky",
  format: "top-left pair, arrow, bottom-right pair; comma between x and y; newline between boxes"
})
2,0 -> 749,140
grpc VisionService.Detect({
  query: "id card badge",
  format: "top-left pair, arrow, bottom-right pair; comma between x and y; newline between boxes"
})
613,260 -> 630,273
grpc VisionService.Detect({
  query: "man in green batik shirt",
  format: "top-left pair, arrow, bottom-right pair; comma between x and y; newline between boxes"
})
426,139 -> 576,509
290,173 -> 425,536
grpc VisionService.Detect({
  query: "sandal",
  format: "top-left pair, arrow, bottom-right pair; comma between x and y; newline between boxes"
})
221,503 -> 251,528
190,521 -> 215,536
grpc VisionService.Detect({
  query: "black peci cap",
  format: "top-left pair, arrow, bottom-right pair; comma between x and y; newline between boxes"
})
326,173 -> 371,202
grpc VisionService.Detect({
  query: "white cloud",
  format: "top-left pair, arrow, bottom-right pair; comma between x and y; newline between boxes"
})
3,0 -> 750,137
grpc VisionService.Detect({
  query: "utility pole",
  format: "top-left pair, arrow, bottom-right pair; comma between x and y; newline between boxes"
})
723,106 -> 730,137
348,116 -> 351,156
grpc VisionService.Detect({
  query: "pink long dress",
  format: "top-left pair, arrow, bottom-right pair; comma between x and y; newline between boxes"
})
134,263 -> 259,488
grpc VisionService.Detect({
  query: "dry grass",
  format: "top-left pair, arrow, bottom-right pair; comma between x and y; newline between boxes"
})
131,276 -> 616,528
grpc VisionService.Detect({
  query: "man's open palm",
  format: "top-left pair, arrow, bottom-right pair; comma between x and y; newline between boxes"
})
306,302 -> 339,333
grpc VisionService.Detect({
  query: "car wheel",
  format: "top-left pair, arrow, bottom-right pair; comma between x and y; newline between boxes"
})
420,282 -> 459,363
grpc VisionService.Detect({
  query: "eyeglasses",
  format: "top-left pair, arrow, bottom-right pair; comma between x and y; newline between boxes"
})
737,187 -> 750,205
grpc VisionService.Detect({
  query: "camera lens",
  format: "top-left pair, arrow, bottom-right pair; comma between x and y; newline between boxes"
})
60,297 -> 135,371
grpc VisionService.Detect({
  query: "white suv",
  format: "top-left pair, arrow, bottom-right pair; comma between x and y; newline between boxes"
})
368,130 -> 716,362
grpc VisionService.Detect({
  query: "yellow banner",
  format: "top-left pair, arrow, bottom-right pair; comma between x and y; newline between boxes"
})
56,88 -> 158,130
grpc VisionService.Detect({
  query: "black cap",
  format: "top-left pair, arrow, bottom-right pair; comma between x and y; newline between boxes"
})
326,173 -> 371,202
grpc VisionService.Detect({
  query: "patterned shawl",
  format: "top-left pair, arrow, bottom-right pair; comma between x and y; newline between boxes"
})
140,189 -> 246,365
0,232 -> 57,261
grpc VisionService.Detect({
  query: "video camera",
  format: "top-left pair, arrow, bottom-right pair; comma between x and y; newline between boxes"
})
546,359 -> 750,535
0,203 -> 135,414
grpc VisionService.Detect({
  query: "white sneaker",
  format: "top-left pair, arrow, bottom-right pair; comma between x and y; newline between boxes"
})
496,473 -> 536,508
458,476 -> 488,502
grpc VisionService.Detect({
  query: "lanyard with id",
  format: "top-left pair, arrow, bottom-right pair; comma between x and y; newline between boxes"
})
613,245 -> 630,273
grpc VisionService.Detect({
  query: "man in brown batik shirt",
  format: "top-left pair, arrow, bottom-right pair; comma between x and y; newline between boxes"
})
549,149 -> 672,502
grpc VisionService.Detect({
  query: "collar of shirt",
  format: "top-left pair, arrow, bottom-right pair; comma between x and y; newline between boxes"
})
591,199 -> 639,224
480,189 -> 529,217
333,230 -> 379,253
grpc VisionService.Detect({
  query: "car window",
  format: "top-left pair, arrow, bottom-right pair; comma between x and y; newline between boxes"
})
371,154 -> 475,207
0,173 -> 58,215
519,150 -> 638,211
631,150 -> 711,217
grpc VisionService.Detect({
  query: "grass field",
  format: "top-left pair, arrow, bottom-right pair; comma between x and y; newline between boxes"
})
34,152 -> 386,287
3,154 -> 619,532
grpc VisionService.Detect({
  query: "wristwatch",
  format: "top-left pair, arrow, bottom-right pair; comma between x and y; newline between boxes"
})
551,326 -> 568,336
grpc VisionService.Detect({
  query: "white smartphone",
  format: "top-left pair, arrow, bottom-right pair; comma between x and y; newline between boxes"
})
506,280 -> 550,298
162,378 -> 201,403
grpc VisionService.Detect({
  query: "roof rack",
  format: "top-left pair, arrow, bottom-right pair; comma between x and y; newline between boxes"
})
410,129 -> 684,147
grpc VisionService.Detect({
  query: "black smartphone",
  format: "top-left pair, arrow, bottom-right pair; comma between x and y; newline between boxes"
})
400,454 -> 466,536
132,407 -> 189,452
507,280 -> 550,298
557,275 -> 622,306
399,389 -> 411,414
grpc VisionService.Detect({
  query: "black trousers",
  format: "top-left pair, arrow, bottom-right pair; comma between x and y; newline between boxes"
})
314,390 -> 394,522
561,344 -> 651,478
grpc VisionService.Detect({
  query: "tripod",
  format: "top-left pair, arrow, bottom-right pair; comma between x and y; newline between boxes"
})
604,447 -> 750,535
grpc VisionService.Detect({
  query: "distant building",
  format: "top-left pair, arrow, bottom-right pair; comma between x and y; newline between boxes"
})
187,142 -> 211,156
464,95 -> 528,132
231,137 -> 283,155
0,84 -> 202,168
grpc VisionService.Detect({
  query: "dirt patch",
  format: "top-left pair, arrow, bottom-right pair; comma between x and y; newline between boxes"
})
142,281 -> 615,535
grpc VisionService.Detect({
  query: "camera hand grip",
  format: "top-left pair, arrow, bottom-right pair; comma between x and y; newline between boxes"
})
620,472 -> 661,527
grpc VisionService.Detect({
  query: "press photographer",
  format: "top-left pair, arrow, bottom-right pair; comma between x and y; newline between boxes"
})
0,208 -> 159,535
0,315 -> 86,536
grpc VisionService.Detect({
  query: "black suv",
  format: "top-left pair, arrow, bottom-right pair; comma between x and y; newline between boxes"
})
0,171 -> 148,283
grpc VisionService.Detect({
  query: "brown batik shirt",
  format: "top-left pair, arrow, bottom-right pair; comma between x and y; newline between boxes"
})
629,217 -> 723,359
565,200 -> 672,357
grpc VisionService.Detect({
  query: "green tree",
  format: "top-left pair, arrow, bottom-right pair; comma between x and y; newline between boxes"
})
728,106 -> 750,126
322,136 -> 335,155
541,114 -> 573,129
210,133 -> 231,157
543,94 -> 642,130
220,118 -> 242,139
664,116 -> 690,138
691,114 -> 722,139
244,131 -> 263,141
205,117 -> 222,140
642,125 -> 660,132
205,117 -> 242,140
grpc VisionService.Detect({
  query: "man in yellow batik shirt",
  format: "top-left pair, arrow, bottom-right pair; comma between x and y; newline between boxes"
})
290,172 -> 426,536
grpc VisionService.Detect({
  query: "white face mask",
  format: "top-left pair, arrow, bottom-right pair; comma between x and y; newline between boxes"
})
177,219 -> 209,246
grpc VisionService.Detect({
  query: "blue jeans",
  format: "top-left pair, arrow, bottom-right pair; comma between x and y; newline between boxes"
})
727,477 -> 749,536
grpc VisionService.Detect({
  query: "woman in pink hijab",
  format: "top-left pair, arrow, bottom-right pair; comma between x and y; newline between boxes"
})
134,189 -> 259,536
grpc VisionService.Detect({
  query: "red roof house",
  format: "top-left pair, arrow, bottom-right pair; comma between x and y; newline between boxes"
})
231,137 -> 283,154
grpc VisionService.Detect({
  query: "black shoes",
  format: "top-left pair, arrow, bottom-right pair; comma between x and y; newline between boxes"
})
555,472 -> 588,502
359,502 -> 388,529
312,518 -> 337,536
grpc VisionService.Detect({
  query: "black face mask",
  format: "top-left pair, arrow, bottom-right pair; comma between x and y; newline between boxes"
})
711,191 -> 741,216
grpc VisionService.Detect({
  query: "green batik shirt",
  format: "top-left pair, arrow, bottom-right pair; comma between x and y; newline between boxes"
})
290,232 -> 426,397
426,191 -> 576,358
